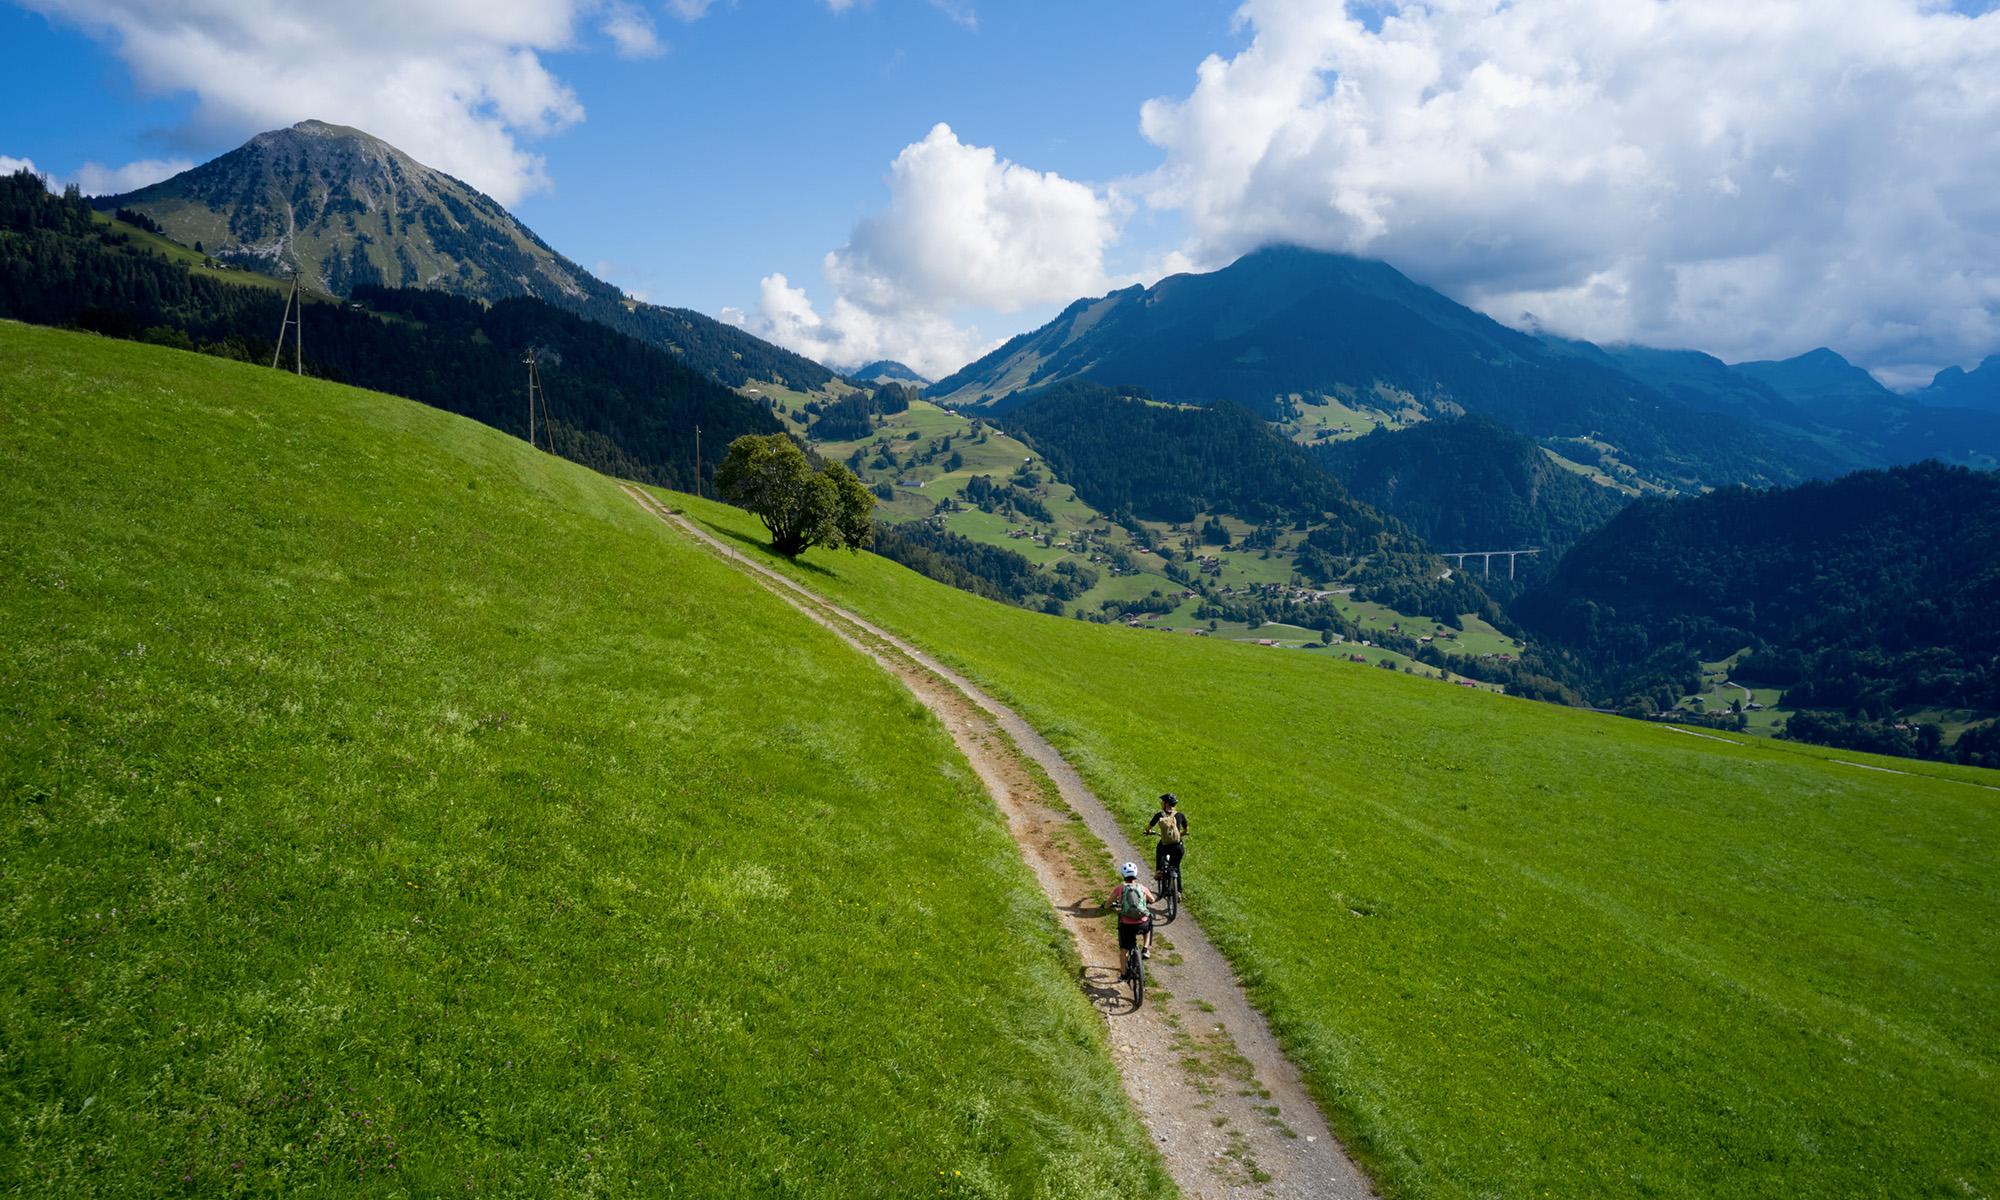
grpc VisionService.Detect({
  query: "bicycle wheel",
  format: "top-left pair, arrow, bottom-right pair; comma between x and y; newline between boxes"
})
1129,946 -> 1145,1007
1167,868 -> 1180,920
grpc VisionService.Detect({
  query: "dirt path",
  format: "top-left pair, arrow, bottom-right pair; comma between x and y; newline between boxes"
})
623,486 -> 1374,1200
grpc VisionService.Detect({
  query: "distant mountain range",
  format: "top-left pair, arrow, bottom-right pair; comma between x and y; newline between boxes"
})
99,120 -> 834,394
1913,355 -> 2000,413
927,245 -> 2000,489
849,360 -> 929,386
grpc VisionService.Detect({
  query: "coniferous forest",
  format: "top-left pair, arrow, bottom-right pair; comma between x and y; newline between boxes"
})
1515,462 -> 2000,760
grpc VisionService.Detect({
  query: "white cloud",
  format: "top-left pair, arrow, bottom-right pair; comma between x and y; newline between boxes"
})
600,1 -> 663,56
74,156 -> 194,195
926,0 -> 977,31
17,0 -> 662,204
663,0 -> 720,22
1137,0 -> 2000,377
724,272 -> 996,380
0,155 -> 42,178
732,123 -> 1120,376
818,0 -> 976,27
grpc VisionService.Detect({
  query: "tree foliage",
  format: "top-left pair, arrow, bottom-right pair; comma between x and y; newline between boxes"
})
715,434 -> 874,558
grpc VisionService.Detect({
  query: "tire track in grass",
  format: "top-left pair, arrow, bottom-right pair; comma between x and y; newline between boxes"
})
622,485 -> 1374,1200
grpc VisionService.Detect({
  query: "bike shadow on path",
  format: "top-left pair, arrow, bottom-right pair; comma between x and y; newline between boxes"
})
1079,964 -> 1139,1015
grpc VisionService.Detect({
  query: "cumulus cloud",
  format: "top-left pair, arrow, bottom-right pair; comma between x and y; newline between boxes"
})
17,0 -> 661,204
600,2 -> 663,57
74,156 -> 193,195
725,272 -> 995,380
0,155 -> 41,178
730,123 -> 1119,376
818,0 -> 977,29
1138,0 -> 2000,378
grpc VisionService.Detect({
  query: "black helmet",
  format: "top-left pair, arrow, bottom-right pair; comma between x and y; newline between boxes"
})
1160,792 -> 1178,807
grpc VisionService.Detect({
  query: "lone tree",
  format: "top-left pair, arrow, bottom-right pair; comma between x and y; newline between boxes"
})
715,433 -> 875,558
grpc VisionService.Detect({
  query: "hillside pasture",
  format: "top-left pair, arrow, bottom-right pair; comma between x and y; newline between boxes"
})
681,489 -> 2000,1200
0,325 -> 1170,1199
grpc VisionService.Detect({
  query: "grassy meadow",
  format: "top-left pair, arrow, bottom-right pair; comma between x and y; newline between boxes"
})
0,324 -> 1171,1198
677,490 -> 2000,1200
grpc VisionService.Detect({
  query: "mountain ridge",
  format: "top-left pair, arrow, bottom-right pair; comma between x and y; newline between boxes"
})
100,120 -> 837,394
927,245 -> 1821,491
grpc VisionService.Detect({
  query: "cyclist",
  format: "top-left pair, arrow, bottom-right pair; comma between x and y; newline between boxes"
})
1145,792 -> 1188,895
1110,862 -> 1158,961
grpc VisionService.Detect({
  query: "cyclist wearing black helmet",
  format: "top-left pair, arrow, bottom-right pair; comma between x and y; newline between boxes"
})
1146,792 -> 1188,886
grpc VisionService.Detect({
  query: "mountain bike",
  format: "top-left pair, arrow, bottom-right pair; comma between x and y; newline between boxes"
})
1149,831 -> 1184,924
1155,858 -> 1181,923
1122,938 -> 1145,1007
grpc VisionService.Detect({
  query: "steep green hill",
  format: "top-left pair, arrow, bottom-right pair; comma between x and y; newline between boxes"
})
98,121 -> 835,394
0,324 -> 1167,1197
676,487 -> 2000,1200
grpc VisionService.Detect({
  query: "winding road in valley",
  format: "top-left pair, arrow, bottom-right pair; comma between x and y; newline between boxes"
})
623,485 -> 1374,1200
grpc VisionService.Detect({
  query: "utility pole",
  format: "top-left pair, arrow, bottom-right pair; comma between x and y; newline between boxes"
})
694,424 -> 702,498
271,273 -> 303,374
522,350 -> 552,451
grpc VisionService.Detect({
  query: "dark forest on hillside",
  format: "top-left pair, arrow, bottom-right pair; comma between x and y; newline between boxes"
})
1316,415 -> 1629,593
1002,381 -> 1357,524
1514,462 -> 2000,762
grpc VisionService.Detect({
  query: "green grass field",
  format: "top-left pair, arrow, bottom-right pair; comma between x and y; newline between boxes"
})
0,324 -> 1170,1198
676,490 -> 2000,1200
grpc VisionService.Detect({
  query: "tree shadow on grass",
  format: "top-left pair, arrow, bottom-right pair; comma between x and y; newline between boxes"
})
706,521 -> 838,578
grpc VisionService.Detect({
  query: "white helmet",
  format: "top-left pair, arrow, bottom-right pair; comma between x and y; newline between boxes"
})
1120,862 -> 1138,879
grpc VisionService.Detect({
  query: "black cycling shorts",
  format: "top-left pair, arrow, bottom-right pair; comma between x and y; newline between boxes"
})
1117,918 -> 1152,949
1155,841 -> 1185,874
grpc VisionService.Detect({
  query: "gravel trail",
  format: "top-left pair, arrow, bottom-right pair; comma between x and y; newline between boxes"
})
625,486 -> 1375,1199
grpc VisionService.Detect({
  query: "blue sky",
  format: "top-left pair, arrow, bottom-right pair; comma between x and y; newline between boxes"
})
4,1 -> 1999,385
0,0 -> 1240,373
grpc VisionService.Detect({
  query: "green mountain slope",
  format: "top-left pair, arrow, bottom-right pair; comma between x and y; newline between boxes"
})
849,359 -> 930,385
0,323 -> 1167,1197
678,486 -> 2000,1200
1315,415 -> 1629,582
99,121 -> 835,394
928,246 -> 1809,490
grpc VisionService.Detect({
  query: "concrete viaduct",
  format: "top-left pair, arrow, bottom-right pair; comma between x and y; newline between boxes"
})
1440,548 -> 1541,580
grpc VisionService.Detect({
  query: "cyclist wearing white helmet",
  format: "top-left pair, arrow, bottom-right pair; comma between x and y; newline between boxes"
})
1110,861 -> 1159,959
